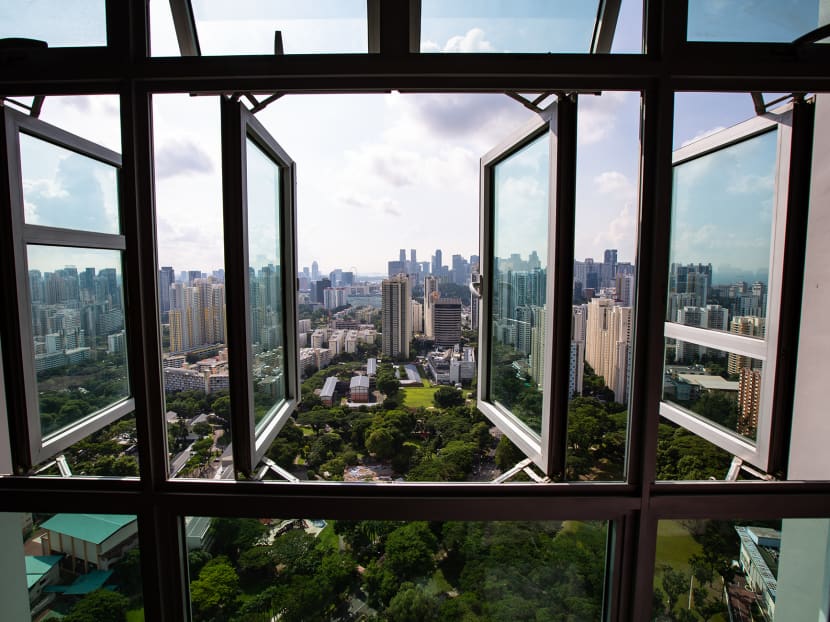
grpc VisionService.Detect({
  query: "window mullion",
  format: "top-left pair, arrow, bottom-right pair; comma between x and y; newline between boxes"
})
545,95 -> 578,479
623,82 -> 675,620
221,97 -> 257,477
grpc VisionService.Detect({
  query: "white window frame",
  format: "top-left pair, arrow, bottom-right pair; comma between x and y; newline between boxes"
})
660,105 -> 794,471
477,107 -> 559,473
219,97 -> 300,477
1,106 -> 134,468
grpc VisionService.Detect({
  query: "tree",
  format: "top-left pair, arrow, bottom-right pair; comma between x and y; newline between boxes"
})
659,564 -> 687,613
433,385 -> 465,408
64,590 -> 130,622
384,522 -> 438,580
385,583 -> 439,622
209,518 -> 268,562
495,435 -> 525,471
190,556 -> 239,621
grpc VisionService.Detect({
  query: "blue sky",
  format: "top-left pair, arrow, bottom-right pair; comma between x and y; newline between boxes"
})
21,1 -> 797,277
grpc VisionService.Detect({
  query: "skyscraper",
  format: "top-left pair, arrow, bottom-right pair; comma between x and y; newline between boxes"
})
433,298 -> 462,347
381,274 -> 411,358
424,275 -> 438,338
586,298 -> 633,403
311,261 -> 319,281
158,266 -> 174,320
432,249 -> 442,276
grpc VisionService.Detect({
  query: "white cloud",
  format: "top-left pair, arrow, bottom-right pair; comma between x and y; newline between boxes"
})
338,192 -> 402,218
594,171 -> 635,196
442,28 -> 495,53
577,91 -> 627,145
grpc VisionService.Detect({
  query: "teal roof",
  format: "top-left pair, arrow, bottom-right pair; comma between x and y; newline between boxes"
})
41,514 -> 136,544
44,570 -> 113,595
26,555 -> 63,589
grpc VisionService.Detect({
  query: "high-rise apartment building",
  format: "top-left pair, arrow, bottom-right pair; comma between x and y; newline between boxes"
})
423,275 -> 438,338
728,316 -> 766,375
585,298 -> 633,403
381,274 -> 411,358
433,298 -> 462,347
738,367 -> 763,437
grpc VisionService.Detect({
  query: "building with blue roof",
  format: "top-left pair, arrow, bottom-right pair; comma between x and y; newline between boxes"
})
41,514 -> 138,573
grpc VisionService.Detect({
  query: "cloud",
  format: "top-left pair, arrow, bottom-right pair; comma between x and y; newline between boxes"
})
577,91 -> 628,145
338,192 -> 402,217
727,173 -> 775,195
594,171 -> 635,196
22,153 -> 118,232
422,27 -> 495,53
155,139 -> 214,178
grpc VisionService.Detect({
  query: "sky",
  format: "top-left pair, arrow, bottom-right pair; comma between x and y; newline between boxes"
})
17,0 -> 802,278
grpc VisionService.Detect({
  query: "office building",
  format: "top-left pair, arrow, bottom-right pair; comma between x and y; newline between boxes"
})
381,273 -> 411,358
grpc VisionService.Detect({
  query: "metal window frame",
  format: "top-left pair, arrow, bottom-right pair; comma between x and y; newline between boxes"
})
659,107 -> 794,471
0,2 -> 827,622
220,97 -> 300,478
0,106 -> 135,470
477,108 -> 556,473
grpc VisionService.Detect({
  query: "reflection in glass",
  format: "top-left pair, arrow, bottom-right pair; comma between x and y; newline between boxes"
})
13,511 -> 143,620
687,0 -> 829,43
246,138 -> 286,428
489,133 -> 548,435
663,340 -> 762,441
187,517 -> 607,621
421,0 -> 601,53
20,133 -> 120,234
27,246 -> 129,437
668,130 -> 777,336
0,0 -> 107,47
651,518 -> 830,621
191,0 -> 367,55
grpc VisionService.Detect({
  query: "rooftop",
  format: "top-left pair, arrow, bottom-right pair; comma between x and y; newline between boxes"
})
41,514 -> 136,545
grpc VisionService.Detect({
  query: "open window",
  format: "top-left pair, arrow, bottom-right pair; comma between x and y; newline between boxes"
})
660,105 -> 795,472
476,104 -> 565,475
0,105 -> 132,469
220,98 -> 300,477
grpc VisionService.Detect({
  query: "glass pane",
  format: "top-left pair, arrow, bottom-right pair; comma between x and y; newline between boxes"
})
421,0 -> 598,53
246,138 -> 287,429
421,0 -> 602,53
687,0 -> 829,43
187,517 -> 607,620
0,0 -> 107,47
664,340 -> 763,441
653,518 -> 830,621
567,91 -> 641,481
191,0 -> 367,55
657,420 -> 733,480
20,133 -> 120,234
152,95 -> 230,480
489,132 -> 549,436
27,246 -> 129,437
668,129 -> 778,336
10,511 -> 144,620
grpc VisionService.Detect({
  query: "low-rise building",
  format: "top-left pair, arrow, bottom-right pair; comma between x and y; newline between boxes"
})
350,375 -> 370,402
40,514 -> 138,573
320,376 -> 339,406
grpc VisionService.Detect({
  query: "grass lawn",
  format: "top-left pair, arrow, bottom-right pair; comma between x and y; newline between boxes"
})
126,609 -> 145,622
653,520 -> 705,604
402,386 -> 439,409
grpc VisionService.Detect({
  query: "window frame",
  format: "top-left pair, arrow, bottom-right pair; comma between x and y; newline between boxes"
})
659,106 -> 793,471
1,106 -> 134,469
220,97 -> 300,477
477,109 -> 558,472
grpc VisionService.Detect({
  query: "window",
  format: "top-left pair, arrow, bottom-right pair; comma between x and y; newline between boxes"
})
1,2 -> 829,621
220,98 -> 300,476
0,107 -> 133,469
661,106 -> 793,472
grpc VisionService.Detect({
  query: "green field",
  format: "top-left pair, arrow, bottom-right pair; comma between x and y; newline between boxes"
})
401,386 -> 439,409
654,520 -> 704,583
126,609 -> 145,622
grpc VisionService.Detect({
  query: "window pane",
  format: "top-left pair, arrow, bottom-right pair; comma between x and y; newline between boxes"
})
20,133 -> 120,234
28,246 -> 129,437
668,130 -> 778,336
664,341 -> 763,442
8,511 -> 143,620
187,517 -> 607,620
687,0 -> 829,43
567,91 -> 641,481
653,518 -> 830,621
0,0 -> 107,47
246,138 -> 287,429
656,420 -> 733,480
489,133 -> 549,436
191,0 -> 367,55
421,0 -> 602,53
